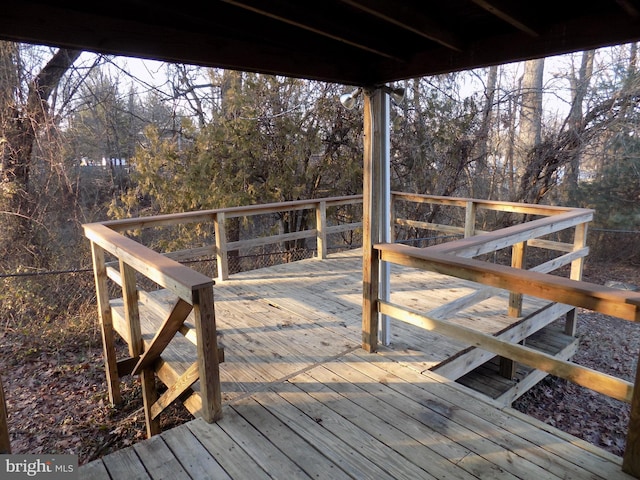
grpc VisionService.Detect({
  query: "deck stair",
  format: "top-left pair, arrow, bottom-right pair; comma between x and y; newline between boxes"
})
455,323 -> 579,405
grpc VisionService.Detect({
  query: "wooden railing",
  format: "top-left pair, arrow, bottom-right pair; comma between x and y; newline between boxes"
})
101,195 -> 363,281
85,192 -> 640,475
84,223 -> 222,437
363,193 -> 640,476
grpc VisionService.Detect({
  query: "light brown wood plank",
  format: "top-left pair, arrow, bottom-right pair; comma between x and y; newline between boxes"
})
267,382 -> 439,480
101,446 -> 151,480
161,423 -> 232,480
291,368 -> 490,480
303,363 -> 545,480
187,418 -> 271,479
133,434 -> 189,479
250,390 -> 398,479
351,350 -> 632,480
215,404 -> 313,479
230,396 -> 352,480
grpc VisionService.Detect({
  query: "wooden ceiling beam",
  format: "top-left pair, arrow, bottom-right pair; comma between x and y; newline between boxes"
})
221,0 -> 406,61
337,0 -> 463,52
471,0 -> 539,37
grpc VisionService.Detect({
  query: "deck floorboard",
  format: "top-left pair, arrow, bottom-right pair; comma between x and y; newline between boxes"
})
81,250 -> 632,479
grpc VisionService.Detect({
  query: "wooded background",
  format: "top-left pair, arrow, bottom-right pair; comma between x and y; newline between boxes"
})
0,41 -> 638,287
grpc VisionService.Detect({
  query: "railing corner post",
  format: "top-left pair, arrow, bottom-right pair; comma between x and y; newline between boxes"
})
193,285 -> 222,423
565,221 -> 588,336
464,201 -> 477,238
214,212 -> 229,281
316,201 -> 327,260
91,242 -> 122,406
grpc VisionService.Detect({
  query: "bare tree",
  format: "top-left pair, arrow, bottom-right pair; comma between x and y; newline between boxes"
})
0,43 -> 81,267
516,58 -> 545,202
0,44 -> 81,211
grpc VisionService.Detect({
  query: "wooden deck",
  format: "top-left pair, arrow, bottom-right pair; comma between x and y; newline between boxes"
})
109,249 -> 571,409
80,250 -> 632,479
80,351 -> 630,479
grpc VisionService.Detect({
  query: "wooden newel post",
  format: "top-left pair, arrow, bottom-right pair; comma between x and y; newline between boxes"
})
214,212 -> 229,281
623,357 -> 640,476
316,201 -> 327,260
501,241 -> 527,379
0,375 -> 10,454
565,222 -> 588,336
464,201 -> 477,238
193,285 -> 222,422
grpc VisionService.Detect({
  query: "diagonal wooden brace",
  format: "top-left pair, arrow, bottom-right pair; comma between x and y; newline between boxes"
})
150,362 -> 199,420
132,299 -> 193,376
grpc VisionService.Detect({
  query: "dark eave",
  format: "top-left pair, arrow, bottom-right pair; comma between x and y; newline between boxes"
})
1,1 -> 640,85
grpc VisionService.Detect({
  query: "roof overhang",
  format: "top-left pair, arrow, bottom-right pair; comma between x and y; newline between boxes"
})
2,1 -> 640,85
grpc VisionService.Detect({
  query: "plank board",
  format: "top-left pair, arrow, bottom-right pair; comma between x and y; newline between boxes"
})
80,351 -> 633,480
81,249 -> 630,480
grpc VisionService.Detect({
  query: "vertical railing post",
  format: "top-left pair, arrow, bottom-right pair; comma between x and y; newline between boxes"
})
624,358 -> 640,476
565,222 -> 588,336
464,201 -> 477,238
193,284 -> 222,422
390,193 -> 397,243
214,212 -> 229,281
508,241 -> 527,317
120,261 -> 160,437
501,241 -> 527,379
316,201 -> 327,259
0,375 -> 10,454
91,242 -> 122,406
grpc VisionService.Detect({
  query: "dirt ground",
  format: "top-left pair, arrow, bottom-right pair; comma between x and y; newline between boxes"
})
0,261 -> 638,464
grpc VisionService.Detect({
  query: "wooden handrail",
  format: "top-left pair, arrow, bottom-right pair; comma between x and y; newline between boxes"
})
101,195 -> 363,232
85,222 -> 222,434
426,208 -> 594,257
84,223 -> 213,304
373,239 -> 640,473
378,300 -> 634,402
391,191 -> 579,215
377,242 -> 640,321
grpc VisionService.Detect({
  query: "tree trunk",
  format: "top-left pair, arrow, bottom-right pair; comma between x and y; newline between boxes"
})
1,46 -> 81,209
0,44 -> 81,267
561,50 -> 595,205
473,65 -> 498,198
516,58 -> 545,203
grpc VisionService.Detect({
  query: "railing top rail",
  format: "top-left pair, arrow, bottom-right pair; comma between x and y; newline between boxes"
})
91,193 -> 591,233
84,223 -> 213,304
376,242 -> 640,322
427,208 -> 594,257
100,195 -> 364,232
391,191 -> 587,216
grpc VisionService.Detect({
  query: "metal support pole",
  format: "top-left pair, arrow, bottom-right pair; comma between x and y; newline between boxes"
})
362,87 -> 392,351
